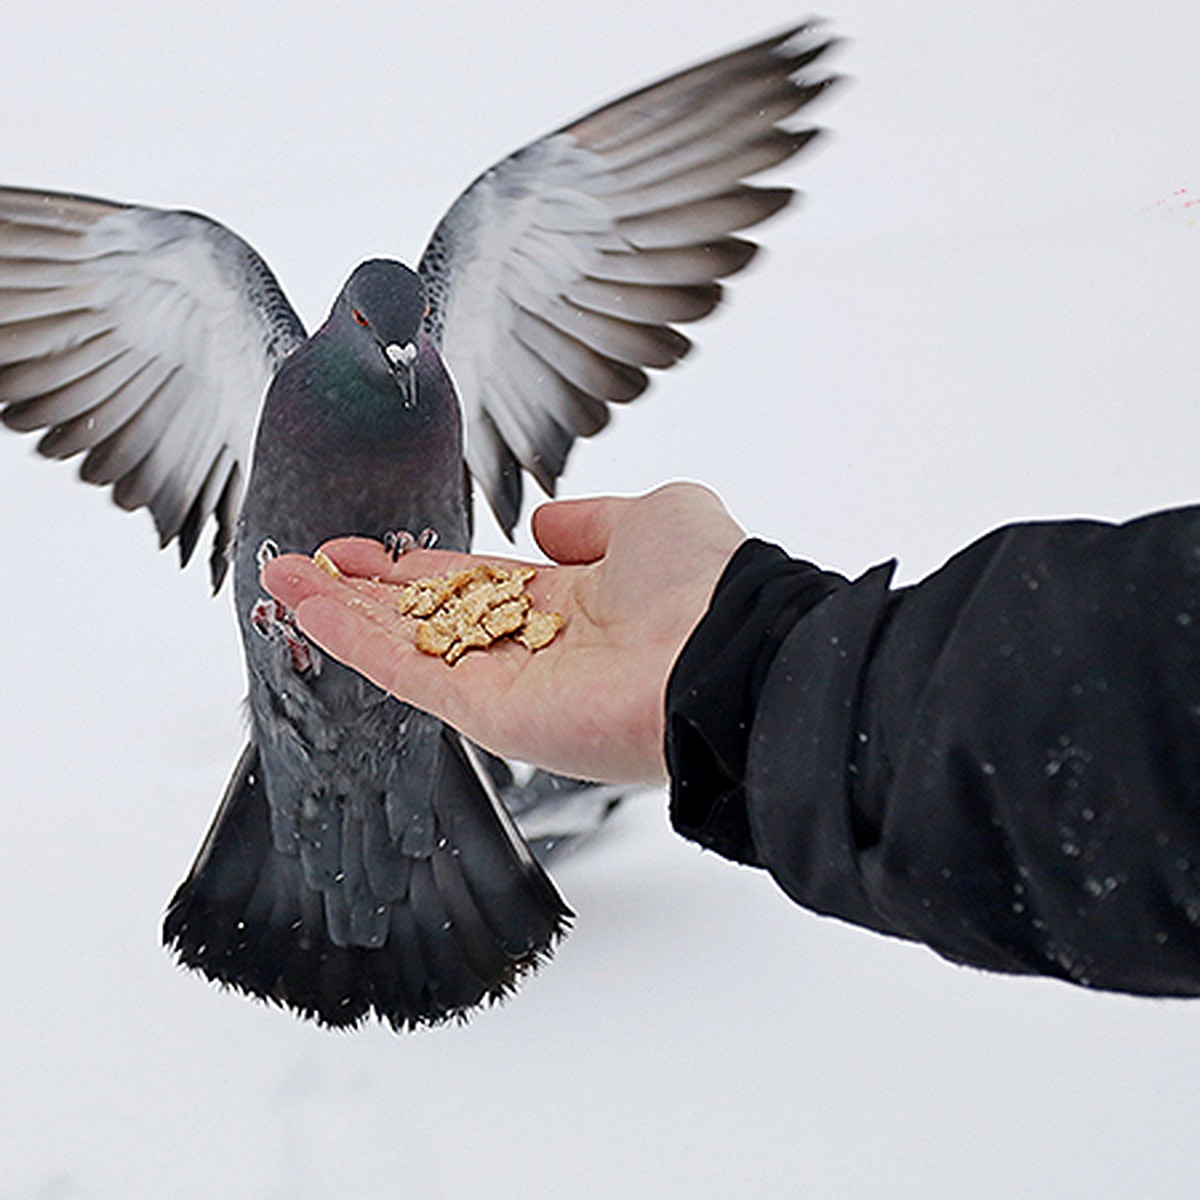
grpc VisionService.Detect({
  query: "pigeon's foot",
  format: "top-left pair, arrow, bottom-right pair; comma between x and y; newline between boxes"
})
382,527 -> 439,561
255,537 -> 281,569
249,596 -> 319,674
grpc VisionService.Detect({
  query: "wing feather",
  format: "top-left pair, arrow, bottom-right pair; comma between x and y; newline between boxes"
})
564,278 -> 722,324
36,356 -> 157,454
78,361 -> 182,485
0,187 -> 306,589
587,239 -> 759,286
418,24 -> 838,533
3,333 -> 131,412
512,309 -> 649,401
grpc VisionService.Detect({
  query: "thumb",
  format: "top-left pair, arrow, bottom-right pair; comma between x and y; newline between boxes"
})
532,495 -> 635,564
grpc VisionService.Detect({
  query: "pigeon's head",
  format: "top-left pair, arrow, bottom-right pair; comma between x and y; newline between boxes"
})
335,259 -> 428,407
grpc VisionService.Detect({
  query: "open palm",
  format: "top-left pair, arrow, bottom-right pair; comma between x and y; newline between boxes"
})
263,483 -> 745,784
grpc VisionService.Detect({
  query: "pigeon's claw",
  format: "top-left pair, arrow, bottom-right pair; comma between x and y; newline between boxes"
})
382,527 -> 439,561
249,596 -> 281,640
382,529 -> 415,560
255,537 -> 281,570
249,596 -> 320,675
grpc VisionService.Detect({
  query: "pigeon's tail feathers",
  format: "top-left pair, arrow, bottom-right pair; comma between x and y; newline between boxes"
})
163,737 -> 571,1031
475,751 -> 633,862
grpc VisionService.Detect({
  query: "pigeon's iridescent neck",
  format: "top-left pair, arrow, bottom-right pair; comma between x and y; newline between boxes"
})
238,330 -> 467,569
263,337 -> 448,461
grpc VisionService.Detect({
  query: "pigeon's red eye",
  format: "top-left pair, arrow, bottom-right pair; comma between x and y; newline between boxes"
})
352,308 -> 369,327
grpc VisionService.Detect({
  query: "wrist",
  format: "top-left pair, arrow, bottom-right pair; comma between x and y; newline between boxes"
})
664,540 -> 847,859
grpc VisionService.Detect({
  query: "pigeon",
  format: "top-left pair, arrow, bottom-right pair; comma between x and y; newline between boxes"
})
0,24 -> 837,1029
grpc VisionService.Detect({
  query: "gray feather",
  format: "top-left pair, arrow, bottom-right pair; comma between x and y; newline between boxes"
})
417,23 -> 837,535
0,187 -> 306,588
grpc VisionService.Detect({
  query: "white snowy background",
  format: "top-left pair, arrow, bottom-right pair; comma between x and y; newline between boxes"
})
2,3 -> 1199,1197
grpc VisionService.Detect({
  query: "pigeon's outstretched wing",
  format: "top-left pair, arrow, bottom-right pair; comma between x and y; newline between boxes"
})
418,23 -> 838,535
0,188 -> 306,590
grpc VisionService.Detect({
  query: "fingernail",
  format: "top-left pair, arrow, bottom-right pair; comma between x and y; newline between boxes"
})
313,549 -> 342,578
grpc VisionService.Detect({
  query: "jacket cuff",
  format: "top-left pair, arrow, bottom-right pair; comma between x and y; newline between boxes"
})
665,539 -> 846,865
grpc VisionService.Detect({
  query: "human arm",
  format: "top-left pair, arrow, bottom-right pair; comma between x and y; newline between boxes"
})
670,503 -> 1200,995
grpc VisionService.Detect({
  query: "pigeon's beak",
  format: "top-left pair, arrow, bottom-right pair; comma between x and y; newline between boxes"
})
384,341 -> 418,408
385,341 -> 417,370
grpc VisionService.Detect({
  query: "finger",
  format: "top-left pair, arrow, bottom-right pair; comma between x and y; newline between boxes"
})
290,591 -> 518,744
316,538 -> 473,581
531,495 -> 635,564
306,538 -> 540,587
262,551 -> 456,624
309,536 -> 396,578
261,553 -> 347,610
291,593 -> 449,713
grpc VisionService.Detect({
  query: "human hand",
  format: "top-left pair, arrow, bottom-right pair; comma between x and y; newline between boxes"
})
262,482 -> 746,785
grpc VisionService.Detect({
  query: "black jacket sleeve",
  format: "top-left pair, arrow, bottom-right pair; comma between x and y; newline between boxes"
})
665,504 -> 1200,996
